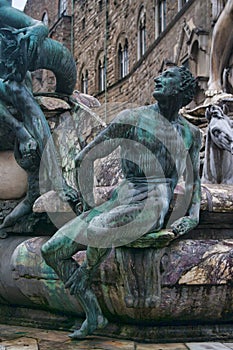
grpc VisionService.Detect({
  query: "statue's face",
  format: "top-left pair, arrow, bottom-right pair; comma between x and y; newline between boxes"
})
153,67 -> 182,100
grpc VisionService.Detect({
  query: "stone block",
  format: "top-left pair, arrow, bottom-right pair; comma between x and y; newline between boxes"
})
136,344 -> 187,350
2,234 -> 233,326
186,343 -> 231,350
0,151 -> 27,200
0,337 -> 38,350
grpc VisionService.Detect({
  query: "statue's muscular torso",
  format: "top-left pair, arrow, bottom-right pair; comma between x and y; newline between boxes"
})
99,104 -> 194,191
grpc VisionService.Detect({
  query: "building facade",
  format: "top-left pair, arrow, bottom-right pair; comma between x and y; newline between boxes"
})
24,0 -> 226,109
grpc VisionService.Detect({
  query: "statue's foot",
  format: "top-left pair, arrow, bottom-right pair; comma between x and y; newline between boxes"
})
69,316 -> 108,339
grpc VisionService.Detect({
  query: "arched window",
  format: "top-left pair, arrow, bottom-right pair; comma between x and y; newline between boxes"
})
99,0 -> 103,12
81,70 -> 88,94
42,11 -> 49,26
118,39 -> 129,79
82,17 -> 86,30
59,0 -> 67,17
158,0 -> 166,34
98,58 -> 106,92
138,7 -> 146,60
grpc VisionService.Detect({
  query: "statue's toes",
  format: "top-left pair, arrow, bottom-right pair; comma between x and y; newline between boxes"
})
69,316 -> 108,339
68,319 -> 89,339
68,329 -> 88,339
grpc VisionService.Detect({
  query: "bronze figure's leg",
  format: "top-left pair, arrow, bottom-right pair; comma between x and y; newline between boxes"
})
41,217 -> 110,338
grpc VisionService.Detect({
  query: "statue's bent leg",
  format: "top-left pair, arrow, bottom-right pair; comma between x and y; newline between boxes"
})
41,211 -> 109,338
0,82 -> 40,235
41,183 -> 171,338
3,80 -> 78,202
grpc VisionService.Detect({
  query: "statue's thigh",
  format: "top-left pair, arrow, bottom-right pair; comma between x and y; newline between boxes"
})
86,196 -> 170,247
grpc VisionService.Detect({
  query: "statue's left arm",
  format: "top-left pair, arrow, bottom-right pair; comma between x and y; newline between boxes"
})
171,128 -> 202,235
75,112 -> 130,209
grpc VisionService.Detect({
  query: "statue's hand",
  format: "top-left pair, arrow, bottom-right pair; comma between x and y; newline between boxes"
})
57,180 -> 80,203
171,216 -> 198,236
13,22 -> 48,62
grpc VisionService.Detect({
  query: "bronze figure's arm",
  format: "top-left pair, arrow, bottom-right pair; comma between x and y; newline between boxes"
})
171,128 -> 201,235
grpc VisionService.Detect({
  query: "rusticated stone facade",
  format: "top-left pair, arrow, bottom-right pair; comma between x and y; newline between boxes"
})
24,1 -> 224,113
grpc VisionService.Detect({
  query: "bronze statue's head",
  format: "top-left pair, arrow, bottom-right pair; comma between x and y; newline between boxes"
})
153,65 -> 196,107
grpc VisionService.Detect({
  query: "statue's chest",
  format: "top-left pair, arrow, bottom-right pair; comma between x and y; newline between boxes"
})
135,120 -> 189,155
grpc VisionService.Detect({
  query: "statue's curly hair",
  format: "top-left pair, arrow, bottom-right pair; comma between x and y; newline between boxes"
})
178,65 -> 197,107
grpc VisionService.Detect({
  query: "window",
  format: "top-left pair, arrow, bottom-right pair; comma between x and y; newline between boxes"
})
178,0 -> 189,11
81,70 -> 88,94
98,58 -> 106,92
138,7 -> 146,60
118,39 -> 129,79
99,0 -> 103,12
59,0 -> 67,17
82,17 -> 86,30
158,0 -> 166,34
42,11 -> 48,26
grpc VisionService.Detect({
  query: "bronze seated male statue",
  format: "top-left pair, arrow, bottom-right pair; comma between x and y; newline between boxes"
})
41,65 -> 202,339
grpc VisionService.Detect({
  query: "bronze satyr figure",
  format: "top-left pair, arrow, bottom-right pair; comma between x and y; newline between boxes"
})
0,0 -> 78,237
41,65 -> 202,339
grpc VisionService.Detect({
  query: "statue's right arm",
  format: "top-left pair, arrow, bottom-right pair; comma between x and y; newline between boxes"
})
75,114 -> 129,209
75,111 -> 130,167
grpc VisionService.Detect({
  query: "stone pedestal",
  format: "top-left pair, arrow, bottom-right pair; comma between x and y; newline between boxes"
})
0,151 -> 27,200
0,195 -> 233,341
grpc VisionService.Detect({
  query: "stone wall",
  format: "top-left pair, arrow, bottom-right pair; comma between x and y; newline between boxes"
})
24,0 -> 214,113
73,0 -> 212,105
24,0 -> 73,28
1,197 -> 233,341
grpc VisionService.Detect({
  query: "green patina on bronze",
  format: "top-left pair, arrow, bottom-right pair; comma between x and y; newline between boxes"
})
0,0 -> 79,237
41,65 -> 202,339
